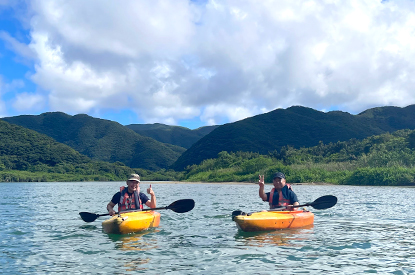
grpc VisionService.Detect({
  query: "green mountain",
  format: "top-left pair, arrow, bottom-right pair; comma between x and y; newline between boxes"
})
172,105 -> 415,170
1,112 -> 186,170
0,119 -> 89,169
0,119 -> 134,181
126,123 -> 218,149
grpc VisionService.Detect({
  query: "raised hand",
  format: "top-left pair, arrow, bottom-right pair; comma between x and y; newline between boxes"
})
147,184 -> 155,196
258,175 -> 265,187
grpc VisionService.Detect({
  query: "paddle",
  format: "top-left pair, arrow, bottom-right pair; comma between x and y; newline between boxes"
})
79,199 -> 195,223
232,195 -> 337,220
270,195 -> 338,211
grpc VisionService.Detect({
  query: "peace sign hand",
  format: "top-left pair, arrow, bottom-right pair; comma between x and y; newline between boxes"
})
258,175 -> 265,187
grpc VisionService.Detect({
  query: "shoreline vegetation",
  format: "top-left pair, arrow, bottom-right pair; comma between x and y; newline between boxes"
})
1,129 -> 415,186
0,178 -> 335,186
172,130 -> 415,187
139,181 -> 335,185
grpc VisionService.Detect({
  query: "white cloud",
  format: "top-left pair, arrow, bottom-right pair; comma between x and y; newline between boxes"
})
0,77 -> 26,116
201,103 -> 257,125
0,78 -> 25,92
6,0 -> 415,125
12,92 -> 45,111
0,77 -> 27,116
0,31 -> 36,60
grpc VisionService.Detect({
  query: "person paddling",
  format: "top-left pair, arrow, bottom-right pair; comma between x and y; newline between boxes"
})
258,172 -> 299,210
107,174 -> 156,216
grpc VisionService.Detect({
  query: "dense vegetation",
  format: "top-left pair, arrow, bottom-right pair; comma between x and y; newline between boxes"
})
0,120 -> 135,182
2,106 -> 415,186
2,112 -> 185,170
126,123 -> 218,149
173,105 -> 415,170
178,129 -> 415,186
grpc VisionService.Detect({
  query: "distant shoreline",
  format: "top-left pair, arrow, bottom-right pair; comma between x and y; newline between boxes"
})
290,182 -> 335,186
142,181 -> 335,185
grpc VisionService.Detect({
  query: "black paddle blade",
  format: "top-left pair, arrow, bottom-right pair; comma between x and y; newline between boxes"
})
310,195 -> 337,210
79,212 -> 100,223
167,199 -> 195,213
231,210 -> 246,221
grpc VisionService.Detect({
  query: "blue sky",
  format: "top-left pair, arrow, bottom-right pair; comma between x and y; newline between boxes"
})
1,0 -> 415,129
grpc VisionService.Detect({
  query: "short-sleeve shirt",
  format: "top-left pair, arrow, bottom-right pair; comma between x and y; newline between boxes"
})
111,191 -> 150,206
265,185 -> 298,208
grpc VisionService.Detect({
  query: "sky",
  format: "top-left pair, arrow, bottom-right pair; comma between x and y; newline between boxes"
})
1,0 -> 415,129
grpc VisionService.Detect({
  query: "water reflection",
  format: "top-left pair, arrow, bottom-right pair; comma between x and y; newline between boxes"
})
107,229 -> 160,251
79,224 -> 98,231
2,183 -> 415,274
123,258 -> 151,272
106,230 -> 160,273
234,225 -> 314,247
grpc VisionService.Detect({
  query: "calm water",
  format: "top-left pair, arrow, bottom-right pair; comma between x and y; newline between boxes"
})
1,182 -> 415,274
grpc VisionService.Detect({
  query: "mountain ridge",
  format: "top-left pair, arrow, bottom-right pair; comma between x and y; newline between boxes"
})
126,123 -> 218,149
172,104 -> 415,170
1,112 -> 186,171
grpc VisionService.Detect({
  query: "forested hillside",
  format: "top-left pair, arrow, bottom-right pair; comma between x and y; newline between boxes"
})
181,129 -> 415,186
2,119 -> 415,185
3,104 -> 415,185
126,123 -> 218,149
2,112 -> 186,170
173,105 -> 415,170
0,120 -> 134,182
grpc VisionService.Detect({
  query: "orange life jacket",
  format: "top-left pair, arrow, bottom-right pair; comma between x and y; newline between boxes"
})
269,184 -> 292,209
118,186 -> 143,211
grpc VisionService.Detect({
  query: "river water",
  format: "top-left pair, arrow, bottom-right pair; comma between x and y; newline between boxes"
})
1,182 -> 414,274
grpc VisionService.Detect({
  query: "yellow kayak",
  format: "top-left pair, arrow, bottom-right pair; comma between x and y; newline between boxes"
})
102,210 -> 160,234
233,210 -> 314,232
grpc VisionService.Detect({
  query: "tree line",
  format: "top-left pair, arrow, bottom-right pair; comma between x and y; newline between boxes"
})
175,129 -> 415,185
2,121 -> 415,185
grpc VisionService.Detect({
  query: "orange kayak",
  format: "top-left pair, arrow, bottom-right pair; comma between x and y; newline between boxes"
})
233,210 -> 314,232
102,210 -> 160,234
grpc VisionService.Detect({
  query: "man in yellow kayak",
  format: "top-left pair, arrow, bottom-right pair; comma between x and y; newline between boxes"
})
258,172 -> 299,210
107,174 -> 157,216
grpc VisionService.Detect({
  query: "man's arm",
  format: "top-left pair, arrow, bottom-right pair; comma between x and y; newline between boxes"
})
286,191 -> 300,210
107,201 -> 116,216
145,185 -> 156,208
145,196 -> 156,208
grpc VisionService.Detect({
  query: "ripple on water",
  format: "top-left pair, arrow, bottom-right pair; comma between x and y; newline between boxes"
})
1,183 -> 415,274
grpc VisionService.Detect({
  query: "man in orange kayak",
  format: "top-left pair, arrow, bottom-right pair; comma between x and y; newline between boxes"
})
258,172 -> 299,210
107,173 -> 156,216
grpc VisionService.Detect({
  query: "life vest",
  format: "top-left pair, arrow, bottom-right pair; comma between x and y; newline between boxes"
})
118,186 -> 143,211
269,184 -> 292,209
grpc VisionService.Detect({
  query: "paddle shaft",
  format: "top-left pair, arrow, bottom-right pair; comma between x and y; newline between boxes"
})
80,199 -> 195,222
269,195 -> 337,211
269,202 -> 312,211
98,206 -> 169,217
296,202 -> 316,208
